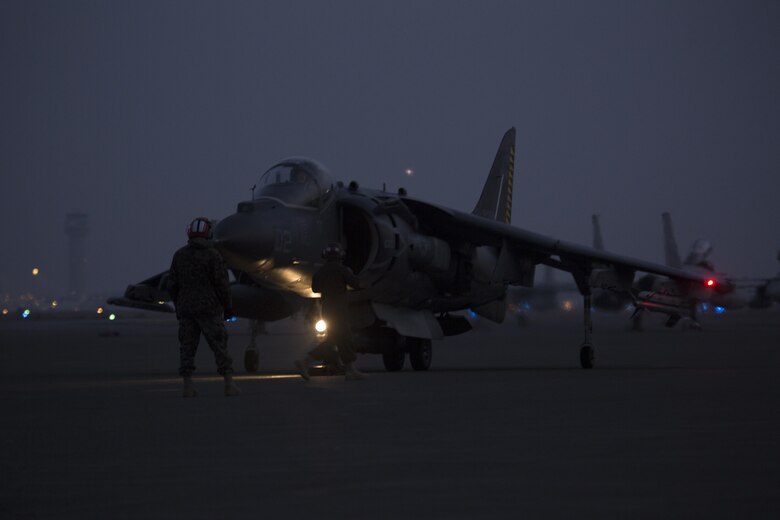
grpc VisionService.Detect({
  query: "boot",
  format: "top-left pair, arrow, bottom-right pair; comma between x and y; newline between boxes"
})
224,373 -> 241,396
344,363 -> 367,381
182,376 -> 198,398
294,355 -> 312,381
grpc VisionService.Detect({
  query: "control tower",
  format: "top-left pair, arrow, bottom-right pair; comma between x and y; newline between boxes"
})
65,213 -> 89,297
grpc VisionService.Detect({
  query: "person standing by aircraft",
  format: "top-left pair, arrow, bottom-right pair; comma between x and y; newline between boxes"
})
168,217 -> 240,397
295,242 -> 366,381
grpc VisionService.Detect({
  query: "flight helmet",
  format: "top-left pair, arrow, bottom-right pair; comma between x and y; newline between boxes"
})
187,217 -> 213,239
322,242 -> 345,260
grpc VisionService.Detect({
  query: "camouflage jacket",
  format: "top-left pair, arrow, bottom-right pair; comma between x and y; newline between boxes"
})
312,260 -> 360,323
168,238 -> 231,318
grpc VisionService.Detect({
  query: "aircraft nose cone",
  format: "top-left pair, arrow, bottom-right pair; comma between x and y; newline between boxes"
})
214,213 -> 275,267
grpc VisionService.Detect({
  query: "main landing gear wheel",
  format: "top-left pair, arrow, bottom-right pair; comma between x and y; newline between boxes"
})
382,349 -> 405,372
244,349 -> 258,372
408,338 -> 432,371
580,344 -> 594,369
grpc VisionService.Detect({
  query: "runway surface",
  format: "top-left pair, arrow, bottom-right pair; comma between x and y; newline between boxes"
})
1,310 -> 779,519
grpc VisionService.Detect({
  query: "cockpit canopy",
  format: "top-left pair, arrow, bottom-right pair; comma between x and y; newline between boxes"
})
254,157 -> 333,207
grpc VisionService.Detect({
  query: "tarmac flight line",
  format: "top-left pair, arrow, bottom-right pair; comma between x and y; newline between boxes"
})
1,310 -> 779,519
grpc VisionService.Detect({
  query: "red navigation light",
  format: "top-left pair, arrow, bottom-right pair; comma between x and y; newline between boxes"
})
706,279 -> 715,287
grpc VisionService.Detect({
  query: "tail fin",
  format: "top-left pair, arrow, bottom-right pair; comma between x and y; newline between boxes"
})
472,128 -> 516,224
685,239 -> 713,266
592,214 -> 604,250
662,212 -> 682,268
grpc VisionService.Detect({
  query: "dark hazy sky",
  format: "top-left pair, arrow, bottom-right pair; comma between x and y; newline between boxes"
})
2,0 -> 779,296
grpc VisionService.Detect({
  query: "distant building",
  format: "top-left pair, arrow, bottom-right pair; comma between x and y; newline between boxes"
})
65,213 -> 89,298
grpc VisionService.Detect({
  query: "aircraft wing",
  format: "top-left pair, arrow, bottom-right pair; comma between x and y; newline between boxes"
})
730,277 -> 774,287
402,197 -> 730,292
108,269 -> 307,321
107,271 -> 174,313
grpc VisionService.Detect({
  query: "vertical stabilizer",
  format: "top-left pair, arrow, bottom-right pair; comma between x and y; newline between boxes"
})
592,214 -> 604,250
662,212 -> 682,268
472,128 -> 516,224
685,239 -> 713,266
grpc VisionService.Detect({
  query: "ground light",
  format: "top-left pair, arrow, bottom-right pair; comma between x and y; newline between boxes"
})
109,314 -> 116,321
315,319 -> 327,333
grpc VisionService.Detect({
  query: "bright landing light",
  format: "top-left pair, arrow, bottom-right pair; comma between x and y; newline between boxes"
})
315,319 -> 327,333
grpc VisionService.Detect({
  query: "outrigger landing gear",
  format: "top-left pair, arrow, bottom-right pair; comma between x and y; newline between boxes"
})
408,337 -> 433,371
579,293 -> 595,369
244,320 -> 262,372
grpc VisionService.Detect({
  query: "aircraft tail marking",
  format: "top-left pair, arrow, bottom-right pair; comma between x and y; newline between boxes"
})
472,127 -> 516,224
662,212 -> 682,268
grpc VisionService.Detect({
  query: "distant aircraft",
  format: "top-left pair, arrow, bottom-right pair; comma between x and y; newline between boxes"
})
110,128 -> 732,371
506,265 -> 578,319
590,215 -> 635,313
745,249 -> 780,309
651,212 -> 746,313
591,212 -> 745,328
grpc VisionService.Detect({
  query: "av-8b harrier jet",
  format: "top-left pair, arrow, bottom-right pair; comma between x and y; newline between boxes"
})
111,128 -> 733,371
590,213 -> 746,326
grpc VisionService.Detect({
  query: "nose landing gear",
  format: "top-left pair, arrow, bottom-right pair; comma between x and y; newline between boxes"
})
243,320 -> 265,372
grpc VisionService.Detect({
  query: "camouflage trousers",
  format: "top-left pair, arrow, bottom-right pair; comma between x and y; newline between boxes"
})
178,316 -> 233,376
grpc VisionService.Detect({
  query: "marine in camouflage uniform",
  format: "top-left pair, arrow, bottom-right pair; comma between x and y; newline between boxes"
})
168,228 -> 235,385
311,260 -> 361,366
295,243 -> 366,381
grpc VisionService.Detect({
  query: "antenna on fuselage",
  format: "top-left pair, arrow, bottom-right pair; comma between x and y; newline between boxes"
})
251,184 -> 256,199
